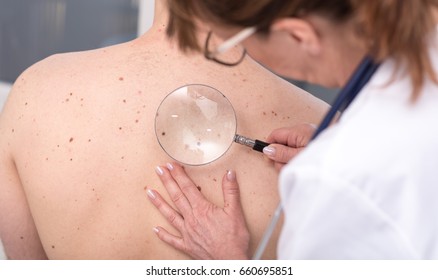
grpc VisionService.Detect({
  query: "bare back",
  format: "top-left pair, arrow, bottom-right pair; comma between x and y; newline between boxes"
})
0,26 -> 327,259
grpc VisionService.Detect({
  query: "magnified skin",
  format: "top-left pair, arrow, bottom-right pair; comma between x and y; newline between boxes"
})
156,84 -> 237,165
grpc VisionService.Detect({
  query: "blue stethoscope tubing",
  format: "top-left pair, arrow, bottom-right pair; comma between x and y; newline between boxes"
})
252,56 -> 380,260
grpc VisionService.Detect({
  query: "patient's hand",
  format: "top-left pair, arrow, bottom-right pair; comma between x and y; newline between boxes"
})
147,162 -> 250,260
263,123 -> 316,171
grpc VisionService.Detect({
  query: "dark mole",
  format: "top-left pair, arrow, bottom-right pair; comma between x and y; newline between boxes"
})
161,132 -> 166,136
25,102 -> 28,106
57,145 -> 60,148
69,92 -> 73,96
92,188 -> 95,191
135,119 -> 139,123
51,245 -> 55,249
123,99 -> 126,103
20,236 -> 24,240
121,156 -> 125,160
119,127 -> 122,130
88,139 -> 91,142
69,137 -> 74,142
197,186 -> 202,191
213,178 -> 217,182
119,77 -> 124,81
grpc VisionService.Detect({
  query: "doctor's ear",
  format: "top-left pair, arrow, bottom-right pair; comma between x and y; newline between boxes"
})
270,18 -> 321,55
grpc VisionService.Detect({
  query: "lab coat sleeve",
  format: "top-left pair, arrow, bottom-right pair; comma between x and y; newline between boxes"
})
277,165 -> 419,259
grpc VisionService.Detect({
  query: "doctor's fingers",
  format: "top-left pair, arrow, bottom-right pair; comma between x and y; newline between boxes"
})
164,162 -> 206,209
147,188 -> 185,231
264,144 -> 304,165
155,164 -> 194,214
266,124 -> 315,147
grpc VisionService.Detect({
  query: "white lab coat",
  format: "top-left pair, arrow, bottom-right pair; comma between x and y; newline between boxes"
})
278,35 -> 438,259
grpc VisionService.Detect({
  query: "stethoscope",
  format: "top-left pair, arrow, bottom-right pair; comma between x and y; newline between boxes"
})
253,55 -> 381,259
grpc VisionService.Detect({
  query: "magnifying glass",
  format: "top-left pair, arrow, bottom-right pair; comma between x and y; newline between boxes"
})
155,84 -> 269,165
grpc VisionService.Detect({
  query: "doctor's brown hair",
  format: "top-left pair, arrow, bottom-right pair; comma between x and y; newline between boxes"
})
166,0 -> 438,99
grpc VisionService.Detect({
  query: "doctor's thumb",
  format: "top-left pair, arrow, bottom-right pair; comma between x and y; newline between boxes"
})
263,144 -> 301,164
222,170 -> 243,211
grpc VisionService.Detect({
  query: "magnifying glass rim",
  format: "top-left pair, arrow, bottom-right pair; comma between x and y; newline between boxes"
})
154,83 -> 237,166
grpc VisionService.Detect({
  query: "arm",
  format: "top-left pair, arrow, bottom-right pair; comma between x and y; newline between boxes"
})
147,162 -> 250,260
0,87 -> 47,259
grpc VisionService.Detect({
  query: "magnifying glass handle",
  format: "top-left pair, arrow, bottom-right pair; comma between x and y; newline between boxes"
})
234,134 -> 269,153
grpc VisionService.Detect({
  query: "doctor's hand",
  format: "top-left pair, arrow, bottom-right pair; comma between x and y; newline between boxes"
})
263,123 -> 316,171
147,162 -> 250,260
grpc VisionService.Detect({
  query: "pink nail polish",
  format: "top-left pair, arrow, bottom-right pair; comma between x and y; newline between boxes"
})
146,189 -> 156,199
166,162 -> 174,170
155,166 -> 164,175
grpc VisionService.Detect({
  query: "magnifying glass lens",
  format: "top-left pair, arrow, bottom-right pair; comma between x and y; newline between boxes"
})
155,84 -> 236,165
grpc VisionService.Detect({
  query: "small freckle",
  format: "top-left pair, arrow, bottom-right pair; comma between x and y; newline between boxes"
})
213,178 -> 217,182
137,111 -> 141,114
45,157 -> 48,161
88,139 -> 91,142
77,227 -> 80,230
69,137 -> 74,142
135,119 -> 139,123
242,78 -> 247,82
51,245 -> 55,249
70,158 -> 73,161
119,77 -> 124,81
20,236 -> 24,240
25,102 -> 28,106
197,142 -> 201,146
70,92 -> 73,96
92,188 -> 95,191
80,98 -> 83,101
144,186 -> 147,190
123,99 -> 126,103
66,98 -> 69,102
57,145 -> 60,148
263,111 -> 267,115
121,156 -> 125,160
12,129 -> 14,133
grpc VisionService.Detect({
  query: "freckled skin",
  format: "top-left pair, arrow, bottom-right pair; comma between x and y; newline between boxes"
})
0,8 -> 328,260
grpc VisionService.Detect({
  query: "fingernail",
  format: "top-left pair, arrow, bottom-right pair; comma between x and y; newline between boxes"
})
166,162 -> 174,171
227,170 -> 236,181
146,189 -> 156,199
155,166 -> 164,176
153,227 -> 160,234
263,146 -> 276,157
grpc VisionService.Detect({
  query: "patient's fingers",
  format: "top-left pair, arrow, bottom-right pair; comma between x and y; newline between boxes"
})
155,165 -> 193,214
147,188 -> 184,230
